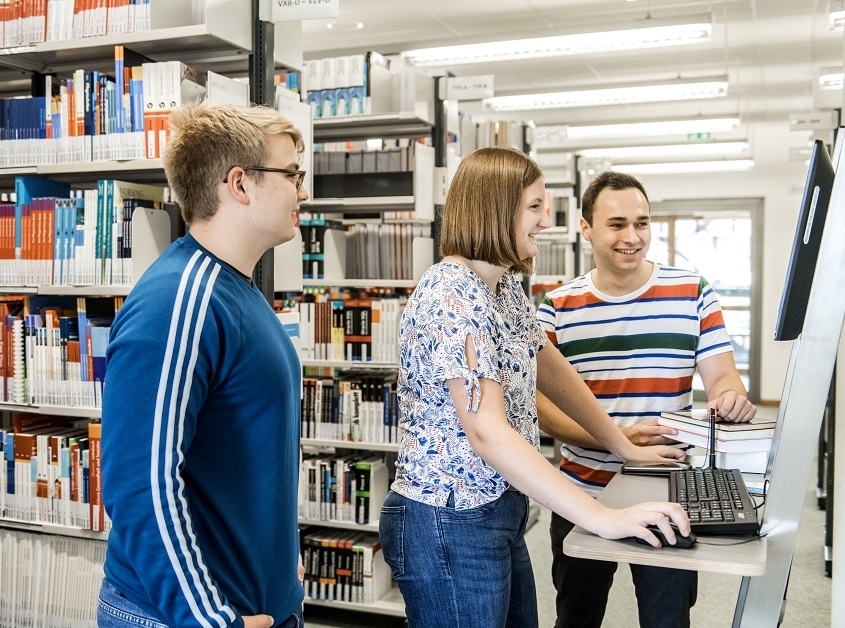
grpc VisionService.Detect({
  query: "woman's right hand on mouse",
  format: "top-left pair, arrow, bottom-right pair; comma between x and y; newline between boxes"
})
591,501 -> 690,547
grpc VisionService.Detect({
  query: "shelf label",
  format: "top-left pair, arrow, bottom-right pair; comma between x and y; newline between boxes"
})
445,76 -> 495,101
272,0 -> 340,22
687,132 -> 712,141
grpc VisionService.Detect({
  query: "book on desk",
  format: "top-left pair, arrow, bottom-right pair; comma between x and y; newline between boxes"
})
659,410 -> 774,474
658,410 -> 776,437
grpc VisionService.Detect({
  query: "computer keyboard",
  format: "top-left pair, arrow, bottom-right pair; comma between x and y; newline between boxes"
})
668,467 -> 760,535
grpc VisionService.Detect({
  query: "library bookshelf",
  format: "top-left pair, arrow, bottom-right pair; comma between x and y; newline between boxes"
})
0,1 -> 301,625
292,97 -> 447,620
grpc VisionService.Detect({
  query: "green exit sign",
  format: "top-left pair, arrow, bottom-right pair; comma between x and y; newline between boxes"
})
687,132 -> 712,141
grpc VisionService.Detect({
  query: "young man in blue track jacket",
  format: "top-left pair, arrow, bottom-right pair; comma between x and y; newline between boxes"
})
97,100 -> 309,628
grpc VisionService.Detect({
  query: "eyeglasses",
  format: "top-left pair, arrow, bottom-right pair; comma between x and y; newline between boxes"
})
224,166 -> 306,190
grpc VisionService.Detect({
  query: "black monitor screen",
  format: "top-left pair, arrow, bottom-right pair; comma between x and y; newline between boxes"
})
774,139 -> 835,341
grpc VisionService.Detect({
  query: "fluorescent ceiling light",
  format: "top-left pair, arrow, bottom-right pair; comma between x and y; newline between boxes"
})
819,67 -> 843,91
830,0 -> 845,30
579,141 -> 748,160
401,14 -> 711,66
483,78 -> 728,112
562,117 -> 741,139
613,159 -> 754,175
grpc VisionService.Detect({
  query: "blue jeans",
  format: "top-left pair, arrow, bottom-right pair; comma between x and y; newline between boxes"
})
550,511 -> 698,628
96,579 -> 168,628
379,489 -> 537,628
96,578 -> 304,628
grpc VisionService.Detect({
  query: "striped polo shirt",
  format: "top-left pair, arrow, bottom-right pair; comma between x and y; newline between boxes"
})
536,262 -> 733,496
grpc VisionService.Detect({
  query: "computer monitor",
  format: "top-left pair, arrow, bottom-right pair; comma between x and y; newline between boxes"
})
773,139 -> 836,341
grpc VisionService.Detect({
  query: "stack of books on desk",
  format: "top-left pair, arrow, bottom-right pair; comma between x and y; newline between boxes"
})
658,410 -> 777,473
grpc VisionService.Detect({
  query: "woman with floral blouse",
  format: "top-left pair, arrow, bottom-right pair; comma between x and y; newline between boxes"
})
378,146 -> 690,628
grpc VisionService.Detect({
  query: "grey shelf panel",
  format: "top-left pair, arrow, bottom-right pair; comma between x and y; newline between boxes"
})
40,159 -> 164,177
314,112 -> 433,142
0,68 -> 34,97
1,160 -> 165,186
304,586 -> 406,618
0,402 -> 101,418
303,196 -> 415,214
0,284 -> 131,296
302,278 -> 416,289
0,518 -> 108,541
301,360 -> 397,369
298,518 -> 379,534
0,25 -> 251,74
301,438 -> 398,452
0,285 -> 37,294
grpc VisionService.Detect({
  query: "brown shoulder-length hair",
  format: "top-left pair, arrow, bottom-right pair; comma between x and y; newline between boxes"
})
440,146 -> 543,275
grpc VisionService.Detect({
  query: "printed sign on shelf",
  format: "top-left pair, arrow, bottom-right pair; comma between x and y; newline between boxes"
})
445,75 -> 495,101
272,0 -> 340,22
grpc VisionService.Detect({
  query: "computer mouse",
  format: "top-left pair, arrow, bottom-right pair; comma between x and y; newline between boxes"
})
635,523 -> 697,549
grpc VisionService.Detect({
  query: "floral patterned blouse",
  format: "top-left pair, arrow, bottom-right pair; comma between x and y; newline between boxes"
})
391,261 -> 548,509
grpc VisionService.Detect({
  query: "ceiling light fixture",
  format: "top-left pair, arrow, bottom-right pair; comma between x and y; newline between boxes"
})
400,14 -> 712,66
483,77 -> 728,112
579,141 -> 749,160
537,117 -> 740,142
612,159 -> 754,175
819,67 -> 844,91
533,118 -> 741,146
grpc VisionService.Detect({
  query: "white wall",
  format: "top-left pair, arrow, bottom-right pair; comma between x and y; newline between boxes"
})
634,121 -> 812,403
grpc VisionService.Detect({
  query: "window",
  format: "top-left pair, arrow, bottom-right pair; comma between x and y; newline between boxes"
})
649,199 -> 762,402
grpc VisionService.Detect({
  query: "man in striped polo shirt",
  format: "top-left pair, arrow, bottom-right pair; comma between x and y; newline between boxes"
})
536,171 -> 756,628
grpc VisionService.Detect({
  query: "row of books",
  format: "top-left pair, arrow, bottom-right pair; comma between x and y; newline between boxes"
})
0,414 -> 108,533
300,218 -> 429,283
302,51 -> 427,120
300,527 -> 391,605
0,527 -> 104,627
302,53 -> 369,118
0,50 -> 207,166
1,296 -> 119,408
300,217 -> 344,281
297,296 -> 405,363
0,176 -> 171,287
346,222 -> 430,282
658,410 -> 776,474
312,141 -> 420,176
302,374 -> 400,444
299,454 -> 389,525
535,239 -> 576,278
0,0 -> 151,48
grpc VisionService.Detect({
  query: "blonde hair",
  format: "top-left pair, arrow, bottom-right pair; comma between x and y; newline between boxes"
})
163,100 -> 304,224
440,146 -> 542,275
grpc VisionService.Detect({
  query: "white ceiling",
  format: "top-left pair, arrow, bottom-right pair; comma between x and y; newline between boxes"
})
299,0 -> 844,132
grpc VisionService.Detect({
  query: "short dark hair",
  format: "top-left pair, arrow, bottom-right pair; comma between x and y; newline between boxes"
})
440,146 -> 543,275
581,171 -> 649,225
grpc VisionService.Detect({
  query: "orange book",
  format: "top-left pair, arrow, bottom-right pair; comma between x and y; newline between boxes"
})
88,421 -> 103,531
33,0 -> 47,43
0,4 -> 9,48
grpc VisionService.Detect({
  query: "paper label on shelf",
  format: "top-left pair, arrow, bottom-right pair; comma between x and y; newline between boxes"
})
445,75 -> 495,101
272,0 -> 340,22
